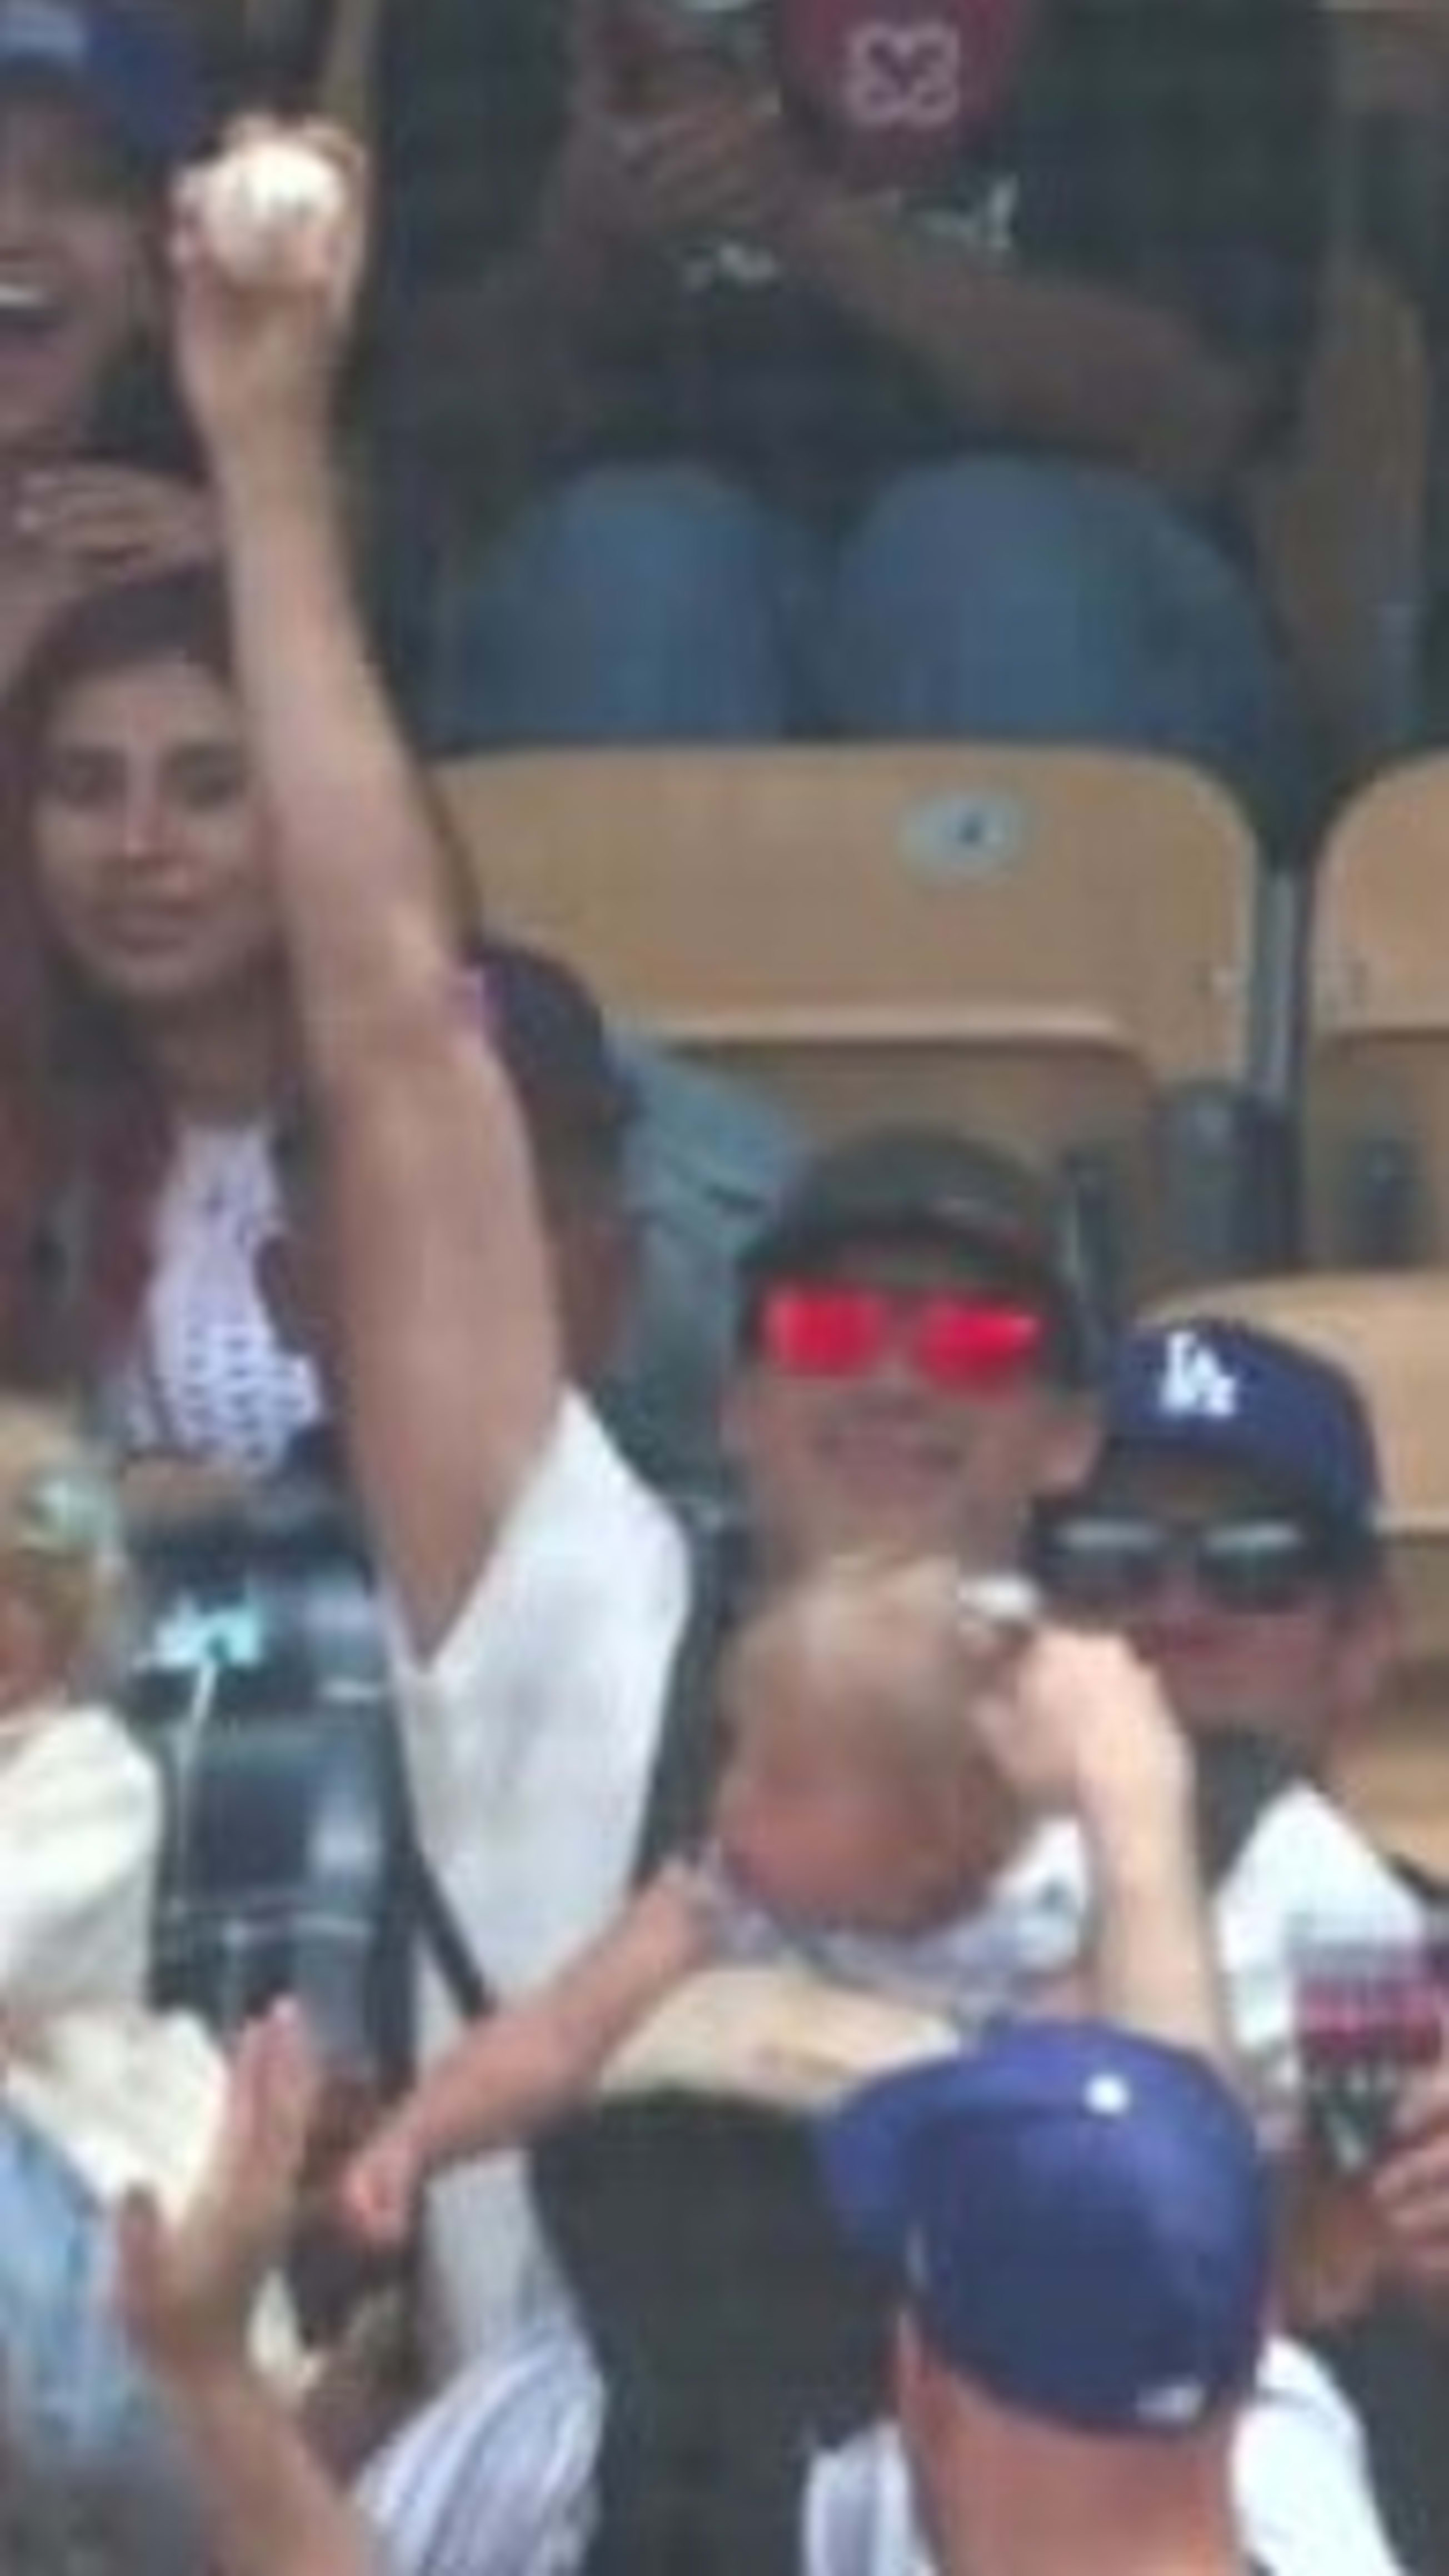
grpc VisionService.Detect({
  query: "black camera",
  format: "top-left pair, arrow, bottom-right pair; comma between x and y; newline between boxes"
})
122,1462 -> 415,2087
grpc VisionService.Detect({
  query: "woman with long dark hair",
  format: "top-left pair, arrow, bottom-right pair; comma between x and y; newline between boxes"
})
4,564 -> 319,1471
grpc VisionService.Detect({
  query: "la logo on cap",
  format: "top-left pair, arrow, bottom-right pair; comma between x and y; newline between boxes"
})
1155,1329 -> 1240,1424
1134,2377 -> 1211,2429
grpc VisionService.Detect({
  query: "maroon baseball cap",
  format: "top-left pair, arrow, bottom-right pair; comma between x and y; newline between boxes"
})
777,0 -> 1037,183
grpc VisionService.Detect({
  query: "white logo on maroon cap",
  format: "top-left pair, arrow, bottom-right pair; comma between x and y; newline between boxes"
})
843,19 -> 965,128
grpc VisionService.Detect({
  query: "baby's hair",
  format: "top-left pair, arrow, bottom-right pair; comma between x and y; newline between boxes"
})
0,1396 -> 126,1696
721,1550 -> 1025,1791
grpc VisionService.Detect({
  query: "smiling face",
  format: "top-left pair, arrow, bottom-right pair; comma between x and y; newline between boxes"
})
32,649 -> 281,1019
724,1239 -> 1095,1577
0,86 -> 159,462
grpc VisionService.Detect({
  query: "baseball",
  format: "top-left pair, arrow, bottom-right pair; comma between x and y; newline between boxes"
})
956,1571 -> 1041,1633
198,136 -> 347,284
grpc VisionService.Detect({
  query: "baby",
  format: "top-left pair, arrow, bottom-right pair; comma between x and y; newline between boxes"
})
338,1549 -> 1417,2576
0,1396 -> 299,2511
0,1396 -> 154,2029
338,1550 -> 1233,2249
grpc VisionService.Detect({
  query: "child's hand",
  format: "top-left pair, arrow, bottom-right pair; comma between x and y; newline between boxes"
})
968,1625 -> 1190,1828
333,2120 -> 424,2253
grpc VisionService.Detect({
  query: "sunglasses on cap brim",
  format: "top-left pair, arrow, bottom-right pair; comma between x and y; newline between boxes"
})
1026,1499 -> 1360,1616
754,1280 -> 1053,1391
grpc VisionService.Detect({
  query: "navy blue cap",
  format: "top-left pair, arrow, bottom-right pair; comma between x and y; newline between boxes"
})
821,2020 -> 1270,2437
0,1 -> 206,164
1101,1319 -> 1381,1550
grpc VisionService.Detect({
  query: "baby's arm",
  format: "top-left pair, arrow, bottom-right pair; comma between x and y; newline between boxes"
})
338,1863 -> 712,2245
967,1627 -> 1230,2070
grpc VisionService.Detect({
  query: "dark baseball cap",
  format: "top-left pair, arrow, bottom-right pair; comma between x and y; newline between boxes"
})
0,0 -> 207,164
737,1125 -> 1095,1383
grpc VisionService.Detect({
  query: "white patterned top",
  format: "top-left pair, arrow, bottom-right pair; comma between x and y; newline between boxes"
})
104,1120 -> 322,1477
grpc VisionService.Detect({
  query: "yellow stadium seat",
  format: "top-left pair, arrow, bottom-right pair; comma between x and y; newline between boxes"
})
436,742 -> 1265,1306
1308,753 -> 1449,1262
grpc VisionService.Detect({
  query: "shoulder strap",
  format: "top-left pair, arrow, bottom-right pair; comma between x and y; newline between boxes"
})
408,1829 -> 494,2022
630,1498 -> 751,1884
403,1495 -> 749,2019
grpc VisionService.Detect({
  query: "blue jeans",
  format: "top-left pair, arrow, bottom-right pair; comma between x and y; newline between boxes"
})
425,456 -> 1313,858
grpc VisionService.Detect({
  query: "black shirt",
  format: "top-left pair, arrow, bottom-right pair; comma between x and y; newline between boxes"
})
376,0 -> 1328,522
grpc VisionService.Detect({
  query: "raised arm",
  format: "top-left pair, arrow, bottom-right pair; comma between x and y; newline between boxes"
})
169,127 -> 564,1653
971,1627 -> 1232,2068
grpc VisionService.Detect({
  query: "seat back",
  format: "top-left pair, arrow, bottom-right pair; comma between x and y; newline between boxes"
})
436,744 -> 1258,1307
1308,754 -> 1449,1262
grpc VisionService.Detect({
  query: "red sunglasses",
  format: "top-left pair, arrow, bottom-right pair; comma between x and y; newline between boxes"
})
757,1282 -> 1049,1390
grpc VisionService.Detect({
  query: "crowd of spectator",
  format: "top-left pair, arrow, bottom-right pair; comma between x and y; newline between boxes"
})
4,8 -> 1449,2576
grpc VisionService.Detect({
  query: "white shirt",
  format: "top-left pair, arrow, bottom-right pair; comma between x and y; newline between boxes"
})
0,1701 -> 160,2012
0,1701 -> 303,2389
359,2307 -> 1408,2576
396,1395 -> 691,2365
805,2338 -> 1406,2576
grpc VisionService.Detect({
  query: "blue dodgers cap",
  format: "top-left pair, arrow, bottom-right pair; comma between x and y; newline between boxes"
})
1101,1318 -> 1381,1555
0,0 -> 206,164
821,2020 -> 1270,2437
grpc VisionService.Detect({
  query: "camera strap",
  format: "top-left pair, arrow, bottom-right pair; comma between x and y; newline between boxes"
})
402,1497 -> 750,2032
406,1823 -> 496,2024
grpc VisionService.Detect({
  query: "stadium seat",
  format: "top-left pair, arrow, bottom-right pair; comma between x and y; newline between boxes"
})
1151,1267 -> 1449,1873
1307,752 -> 1449,1263
437,742 -> 1278,1317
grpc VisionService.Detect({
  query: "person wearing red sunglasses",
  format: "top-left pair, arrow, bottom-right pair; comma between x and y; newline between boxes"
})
172,168 -> 1412,2576
719,1124 -> 1098,1580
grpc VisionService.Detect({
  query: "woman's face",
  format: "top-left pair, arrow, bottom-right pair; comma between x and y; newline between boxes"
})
0,92 -> 158,461
32,650 -> 280,1014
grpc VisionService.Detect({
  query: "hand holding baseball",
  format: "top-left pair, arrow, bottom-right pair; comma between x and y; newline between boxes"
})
194,129 -> 350,288
171,117 -> 368,457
